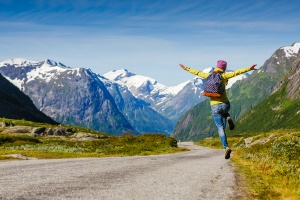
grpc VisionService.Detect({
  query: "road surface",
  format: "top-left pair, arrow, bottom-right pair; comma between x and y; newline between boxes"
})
0,142 -> 240,200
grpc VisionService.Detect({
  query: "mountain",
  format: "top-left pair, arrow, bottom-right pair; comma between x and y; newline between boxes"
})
99,76 -> 175,134
0,58 -> 251,135
0,58 -> 133,135
229,52 -> 300,133
0,73 -> 57,124
172,43 -> 300,141
103,68 -> 249,122
103,69 -> 175,107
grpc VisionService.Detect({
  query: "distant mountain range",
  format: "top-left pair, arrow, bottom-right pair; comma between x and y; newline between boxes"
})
172,43 -> 300,141
0,59 -> 133,135
0,55 -> 249,135
102,68 -> 249,122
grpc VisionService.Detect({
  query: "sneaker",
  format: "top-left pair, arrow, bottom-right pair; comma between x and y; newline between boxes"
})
225,147 -> 232,159
227,117 -> 235,130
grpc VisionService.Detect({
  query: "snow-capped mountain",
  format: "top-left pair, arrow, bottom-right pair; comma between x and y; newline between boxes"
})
262,43 -> 300,74
0,58 -> 133,135
280,42 -> 300,58
0,57 -> 252,134
103,69 -> 174,105
103,67 -> 249,122
103,69 -> 207,121
99,76 -> 174,134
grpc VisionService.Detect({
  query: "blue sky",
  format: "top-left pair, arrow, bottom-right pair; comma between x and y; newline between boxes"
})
1,0 -> 300,86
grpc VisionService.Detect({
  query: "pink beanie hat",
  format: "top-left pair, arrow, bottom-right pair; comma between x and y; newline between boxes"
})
217,60 -> 227,71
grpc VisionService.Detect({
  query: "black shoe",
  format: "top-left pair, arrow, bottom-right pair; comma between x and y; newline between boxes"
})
227,117 -> 235,130
225,147 -> 232,159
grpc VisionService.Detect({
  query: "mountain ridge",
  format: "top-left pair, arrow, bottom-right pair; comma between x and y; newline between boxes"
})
0,73 -> 57,124
0,57 -> 250,135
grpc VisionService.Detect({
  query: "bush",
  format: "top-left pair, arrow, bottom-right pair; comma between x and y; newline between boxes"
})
0,135 -> 41,145
168,137 -> 178,148
270,136 -> 300,161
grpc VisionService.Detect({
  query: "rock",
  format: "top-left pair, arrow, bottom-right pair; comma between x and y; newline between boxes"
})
46,128 -> 54,135
268,134 -> 276,139
244,135 -> 271,148
0,121 -> 15,127
31,127 -> 46,136
53,128 -> 66,136
1,126 -> 31,134
30,127 -> 68,136
244,137 -> 253,147
250,138 -> 270,146
71,132 -> 105,141
66,128 -> 76,133
2,154 -> 38,160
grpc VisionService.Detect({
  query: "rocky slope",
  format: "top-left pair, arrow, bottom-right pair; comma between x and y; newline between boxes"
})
100,76 -> 174,134
0,73 -> 57,124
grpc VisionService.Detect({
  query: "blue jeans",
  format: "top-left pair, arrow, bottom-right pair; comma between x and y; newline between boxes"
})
211,102 -> 231,149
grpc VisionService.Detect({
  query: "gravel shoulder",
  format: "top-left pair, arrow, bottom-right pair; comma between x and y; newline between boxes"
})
0,142 -> 239,200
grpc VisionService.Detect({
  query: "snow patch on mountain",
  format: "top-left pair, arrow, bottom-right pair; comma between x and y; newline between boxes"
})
166,81 -> 190,95
227,73 -> 249,88
104,69 -> 164,88
165,67 -> 214,95
281,43 -> 300,58
0,58 -> 38,67
103,69 -> 169,95
0,58 -> 84,90
27,60 -> 77,83
4,77 -> 23,89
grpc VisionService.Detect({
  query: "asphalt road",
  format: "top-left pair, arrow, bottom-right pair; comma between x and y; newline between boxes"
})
0,142 -> 239,200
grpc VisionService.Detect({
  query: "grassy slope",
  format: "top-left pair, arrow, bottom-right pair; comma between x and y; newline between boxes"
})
196,130 -> 300,199
0,118 -> 186,160
195,75 -> 300,199
230,82 -> 300,134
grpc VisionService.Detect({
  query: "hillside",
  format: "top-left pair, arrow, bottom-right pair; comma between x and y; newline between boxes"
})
230,55 -> 300,133
172,43 -> 300,141
0,118 -> 181,160
0,74 -> 57,124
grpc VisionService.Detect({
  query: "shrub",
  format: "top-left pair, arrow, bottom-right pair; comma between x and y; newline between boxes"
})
168,137 -> 178,148
0,135 -> 41,145
270,136 -> 300,161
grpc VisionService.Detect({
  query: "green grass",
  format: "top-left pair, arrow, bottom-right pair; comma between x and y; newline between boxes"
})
196,130 -> 300,200
0,134 -> 185,159
0,118 -> 186,159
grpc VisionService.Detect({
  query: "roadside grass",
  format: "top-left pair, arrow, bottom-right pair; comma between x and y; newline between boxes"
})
195,130 -> 300,200
0,134 -> 186,159
0,123 -> 186,159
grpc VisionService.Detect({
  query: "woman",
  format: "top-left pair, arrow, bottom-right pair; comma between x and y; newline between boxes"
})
179,60 -> 257,159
